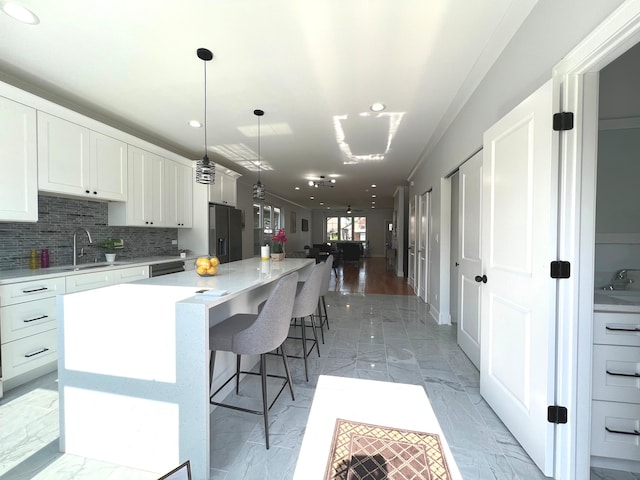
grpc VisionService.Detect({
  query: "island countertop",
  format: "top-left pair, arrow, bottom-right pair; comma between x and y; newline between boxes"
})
57,257 -> 315,480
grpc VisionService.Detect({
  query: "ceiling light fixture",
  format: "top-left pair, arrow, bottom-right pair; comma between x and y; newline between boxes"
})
188,120 -> 202,128
252,109 -> 266,200
370,102 -> 386,112
308,176 -> 336,188
347,205 -> 352,214
1,1 -> 39,24
195,48 -> 215,185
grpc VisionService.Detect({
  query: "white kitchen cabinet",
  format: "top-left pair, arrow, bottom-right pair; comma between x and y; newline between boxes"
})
108,146 -> 164,226
112,265 -> 149,284
65,270 -> 114,293
37,112 -> 127,201
165,160 -> 193,228
0,276 -> 64,388
209,170 -> 239,207
66,265 -> 150,292
0,96 -> 38,222
591,309 -> 640,465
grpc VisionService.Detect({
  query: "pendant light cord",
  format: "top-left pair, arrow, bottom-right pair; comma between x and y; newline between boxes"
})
203,60 -> 208,160
257,113 -> 261,182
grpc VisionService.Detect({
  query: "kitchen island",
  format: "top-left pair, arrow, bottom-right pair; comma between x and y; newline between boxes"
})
57,257 -> 314,480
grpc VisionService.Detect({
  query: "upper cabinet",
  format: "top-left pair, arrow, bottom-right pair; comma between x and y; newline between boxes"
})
37,112 -> 127,201
209,170 -> 239,207
108,146 -> 164,227
0,96 -> 38,222
165,160 -> 193,228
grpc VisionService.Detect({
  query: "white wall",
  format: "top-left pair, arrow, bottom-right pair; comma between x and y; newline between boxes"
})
408,0 -> 626,317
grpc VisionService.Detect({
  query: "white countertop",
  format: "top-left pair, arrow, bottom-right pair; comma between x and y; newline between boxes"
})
0,254 -> 202,284
593,289 -> 640,312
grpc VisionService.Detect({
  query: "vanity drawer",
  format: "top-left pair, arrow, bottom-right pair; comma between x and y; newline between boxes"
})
594,311 -> 640,347
1,329 -> 57,380
591,400 -> 640,461
592,345 -> 640,403
0,297 -> 57,343
0,277 -> 65,306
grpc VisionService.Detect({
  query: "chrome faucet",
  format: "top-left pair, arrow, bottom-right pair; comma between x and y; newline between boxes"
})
72,227 -> 93,266
607,268 -> 639,290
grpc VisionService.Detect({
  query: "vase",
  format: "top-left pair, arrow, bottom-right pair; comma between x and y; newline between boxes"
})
271,253 -> 285,261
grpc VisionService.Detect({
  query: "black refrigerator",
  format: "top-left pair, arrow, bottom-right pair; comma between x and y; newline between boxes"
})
208,204 -> 243,263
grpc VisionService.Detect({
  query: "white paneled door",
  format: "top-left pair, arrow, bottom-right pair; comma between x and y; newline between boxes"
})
457,150 -> 483,369
408,196 -> 416,289
418,192 -> 429,302
480,80 -> 557,476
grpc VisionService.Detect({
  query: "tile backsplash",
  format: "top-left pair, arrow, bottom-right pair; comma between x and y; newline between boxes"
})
0,195 -> 179,271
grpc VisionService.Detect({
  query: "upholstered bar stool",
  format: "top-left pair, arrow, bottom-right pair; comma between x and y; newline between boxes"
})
316,254 -> 333,343
286,261 -> 325,381
208,272 -> 298,449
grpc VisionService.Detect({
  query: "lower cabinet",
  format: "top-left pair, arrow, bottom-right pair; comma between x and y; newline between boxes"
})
591,310 -> 640,466
1,265 -> 150,392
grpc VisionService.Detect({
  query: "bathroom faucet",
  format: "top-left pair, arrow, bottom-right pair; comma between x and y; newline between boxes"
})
608,269 -> 639,290
72,227 -> 93,266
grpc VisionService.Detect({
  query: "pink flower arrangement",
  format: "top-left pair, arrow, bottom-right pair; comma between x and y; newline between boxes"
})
271,228 -> 288,253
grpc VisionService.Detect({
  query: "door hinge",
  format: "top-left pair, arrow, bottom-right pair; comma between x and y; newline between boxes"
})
550,260 -> 571,279
547,405 -> 568,424
553,112 -> 574,131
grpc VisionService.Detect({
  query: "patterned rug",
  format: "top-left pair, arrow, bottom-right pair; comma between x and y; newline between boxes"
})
324,419 -> 451,480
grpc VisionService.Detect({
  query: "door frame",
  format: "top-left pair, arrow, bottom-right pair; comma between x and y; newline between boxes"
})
554,1 -> 640,478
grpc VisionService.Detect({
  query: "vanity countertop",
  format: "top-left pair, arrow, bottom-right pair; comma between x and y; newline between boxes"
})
593,289 -> 640,312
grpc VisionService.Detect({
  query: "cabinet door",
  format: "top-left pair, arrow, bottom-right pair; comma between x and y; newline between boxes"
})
208,172 -> 223,204
126,146 -> 165,226
165,160 -> 193,228
65,270 -> 114,293
0,97 -> 38,222
37,111 -> 91,196
91,131 -> 127,201
221,173 -> 237,206
113,266 -> 149,284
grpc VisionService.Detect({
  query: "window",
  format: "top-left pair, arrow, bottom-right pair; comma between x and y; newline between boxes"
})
253,203 -> 282,255
326,216 -> 366,241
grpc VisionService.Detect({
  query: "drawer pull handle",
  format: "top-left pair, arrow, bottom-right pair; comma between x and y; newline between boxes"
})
606,370 -> 640,378
24,315 -> 49,323
24,347 -> 49,358
605,427 -> 640,436
22,287 -> 49,294
605,326 -> 640,332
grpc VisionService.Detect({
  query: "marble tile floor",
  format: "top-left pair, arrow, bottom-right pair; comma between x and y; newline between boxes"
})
1,292 -> 637,480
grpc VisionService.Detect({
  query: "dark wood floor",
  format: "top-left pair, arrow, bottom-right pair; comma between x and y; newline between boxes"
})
328,256 -> 414,295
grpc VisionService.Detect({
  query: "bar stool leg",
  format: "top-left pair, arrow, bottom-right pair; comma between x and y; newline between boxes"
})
309,314 -> 320,357
322,296 -> 330,331
259,354 -> 270,449
316,300 -> 325,344
209,350 -> 217,391
300,317 -> 309,381
235,355 -> 241,394
280,342 -> 295,400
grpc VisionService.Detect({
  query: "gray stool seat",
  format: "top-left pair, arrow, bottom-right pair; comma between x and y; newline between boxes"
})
209,272 -> 298,449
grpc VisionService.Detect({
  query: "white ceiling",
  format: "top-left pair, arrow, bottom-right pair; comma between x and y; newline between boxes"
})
0,0 -> 537,212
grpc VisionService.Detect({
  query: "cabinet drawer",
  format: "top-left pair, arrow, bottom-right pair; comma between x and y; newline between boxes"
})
66,271 -> 113,293
592,345 -> 640,403
113,266 -> 149,284
591,400 -> 640,461
594,311 -> 640,347
0,277 -> 65,306
1,329 -> 57,380
1,297 -> 57,343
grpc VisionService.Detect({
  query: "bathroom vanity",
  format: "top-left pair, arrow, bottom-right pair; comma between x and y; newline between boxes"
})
591,290 -> 640,472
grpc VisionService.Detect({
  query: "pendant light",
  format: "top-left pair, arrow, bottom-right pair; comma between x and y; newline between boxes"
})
252,108 -> 266,200
195,48 -> 215,185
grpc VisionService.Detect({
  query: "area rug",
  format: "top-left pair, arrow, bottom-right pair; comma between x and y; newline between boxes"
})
324,418 -> 451,480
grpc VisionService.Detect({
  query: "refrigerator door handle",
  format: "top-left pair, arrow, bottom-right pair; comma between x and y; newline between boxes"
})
218,237 -> 227,257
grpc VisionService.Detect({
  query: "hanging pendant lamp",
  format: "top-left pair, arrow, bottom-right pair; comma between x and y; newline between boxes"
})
195,47 -> 215,185
252,108 -> 266,200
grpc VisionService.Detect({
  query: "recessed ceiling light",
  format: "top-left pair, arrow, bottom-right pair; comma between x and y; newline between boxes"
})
310,196 -> 315,200
370,102 -> 386,112
371,184 -> 377,188
1,1 -> 39,24
372,194 -> 377,198
320,202 -> 324,205
188,120 -> 202,128
294,186 -> 300,190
